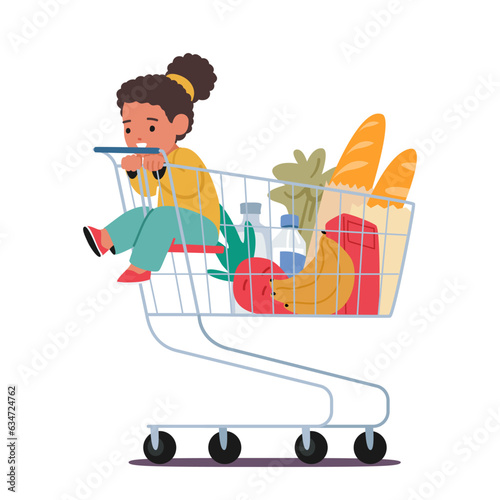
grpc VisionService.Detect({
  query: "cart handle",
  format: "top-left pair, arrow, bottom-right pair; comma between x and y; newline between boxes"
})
94,147 -> 161,155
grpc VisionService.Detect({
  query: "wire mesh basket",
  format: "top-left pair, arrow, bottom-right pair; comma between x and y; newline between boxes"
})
97,148 -> 414,318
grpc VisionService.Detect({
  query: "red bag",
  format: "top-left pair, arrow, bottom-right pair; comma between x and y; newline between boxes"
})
325,214 -> 380,315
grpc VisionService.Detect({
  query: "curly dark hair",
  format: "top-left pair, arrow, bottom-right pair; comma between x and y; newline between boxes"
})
116,54 -> 217,141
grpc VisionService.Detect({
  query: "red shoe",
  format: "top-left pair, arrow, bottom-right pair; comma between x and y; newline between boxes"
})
83,226 -> 115,257
117,269 -> 151,284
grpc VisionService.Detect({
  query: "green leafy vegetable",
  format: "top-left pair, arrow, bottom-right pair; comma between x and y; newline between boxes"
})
269,148 -> 335,249
208,206 -> 256,282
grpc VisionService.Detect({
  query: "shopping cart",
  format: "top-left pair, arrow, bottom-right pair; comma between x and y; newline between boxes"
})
94,146 -> 415,465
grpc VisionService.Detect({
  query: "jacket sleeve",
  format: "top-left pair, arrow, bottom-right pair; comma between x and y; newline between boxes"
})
165,150 -> 207,201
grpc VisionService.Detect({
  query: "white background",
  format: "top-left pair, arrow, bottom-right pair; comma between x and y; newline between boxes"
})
2,0 -> 500,499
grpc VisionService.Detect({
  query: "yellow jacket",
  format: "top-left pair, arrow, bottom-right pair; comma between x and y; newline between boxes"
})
129,148 -> 220,232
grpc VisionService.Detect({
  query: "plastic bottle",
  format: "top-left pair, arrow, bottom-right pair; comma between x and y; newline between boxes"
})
235,202 -> 271,260
272,214 -> 306,276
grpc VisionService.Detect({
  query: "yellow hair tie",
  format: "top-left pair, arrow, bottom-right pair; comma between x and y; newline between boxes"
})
166,73 -> 194,101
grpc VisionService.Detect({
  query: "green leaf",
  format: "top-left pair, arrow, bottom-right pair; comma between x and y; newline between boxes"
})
207,269 -> 230,281
269,148 -> 334,249
208,205 -> 256,282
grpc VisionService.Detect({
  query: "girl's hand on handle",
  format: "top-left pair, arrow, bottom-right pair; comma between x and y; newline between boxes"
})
143,153 -> 165,172
121,154 -> 143,171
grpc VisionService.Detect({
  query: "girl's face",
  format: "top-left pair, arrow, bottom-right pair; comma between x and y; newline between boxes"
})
122,102 -> 188,150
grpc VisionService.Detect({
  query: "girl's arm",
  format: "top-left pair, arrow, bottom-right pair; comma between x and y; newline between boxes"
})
122,154 -> 159,197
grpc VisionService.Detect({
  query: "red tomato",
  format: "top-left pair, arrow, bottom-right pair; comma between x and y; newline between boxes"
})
233,258 -> 291,314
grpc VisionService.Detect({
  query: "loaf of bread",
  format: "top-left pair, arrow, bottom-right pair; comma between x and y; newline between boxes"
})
330,114 -> 386,190
368,149 -> 417,208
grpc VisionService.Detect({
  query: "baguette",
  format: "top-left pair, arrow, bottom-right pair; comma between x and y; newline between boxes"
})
367,148 -> 417,208
330,114 -> 385,190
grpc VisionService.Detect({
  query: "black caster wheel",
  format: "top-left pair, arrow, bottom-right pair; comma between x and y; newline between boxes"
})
208,431 -> 241,464
353,432 -> 387,464
295,431 -> 328,464
143,431 -> 176,464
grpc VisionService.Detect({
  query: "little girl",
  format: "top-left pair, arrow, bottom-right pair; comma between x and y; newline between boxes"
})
84,54 -> 220,283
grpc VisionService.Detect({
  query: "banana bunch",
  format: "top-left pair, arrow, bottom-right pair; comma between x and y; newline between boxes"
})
272,235 -> 355,315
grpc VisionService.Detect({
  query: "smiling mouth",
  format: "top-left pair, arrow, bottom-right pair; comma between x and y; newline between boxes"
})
136,142 -> 147,148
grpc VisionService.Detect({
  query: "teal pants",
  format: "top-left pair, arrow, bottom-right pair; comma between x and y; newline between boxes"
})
105,207 -> 218,272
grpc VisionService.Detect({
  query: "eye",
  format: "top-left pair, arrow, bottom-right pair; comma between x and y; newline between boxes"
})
125,128 -> 131,134
149,125 -> 155,132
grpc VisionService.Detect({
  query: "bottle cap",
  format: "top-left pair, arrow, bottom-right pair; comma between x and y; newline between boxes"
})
280,214 -> 299,228
240,202 -> 261,214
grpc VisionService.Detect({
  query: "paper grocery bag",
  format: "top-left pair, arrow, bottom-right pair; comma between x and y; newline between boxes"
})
349,203 -> 412,315
305,181 -> 370,264
307,180 -> 413,315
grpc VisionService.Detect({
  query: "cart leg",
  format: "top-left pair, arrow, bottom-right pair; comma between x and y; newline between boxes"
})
219,427 -> 228,451
302,427 -> 311,450
365,427 -> 374,451
151,426 -> 160,451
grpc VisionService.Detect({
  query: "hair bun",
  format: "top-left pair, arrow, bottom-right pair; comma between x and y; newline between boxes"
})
167,53 -> 216,103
